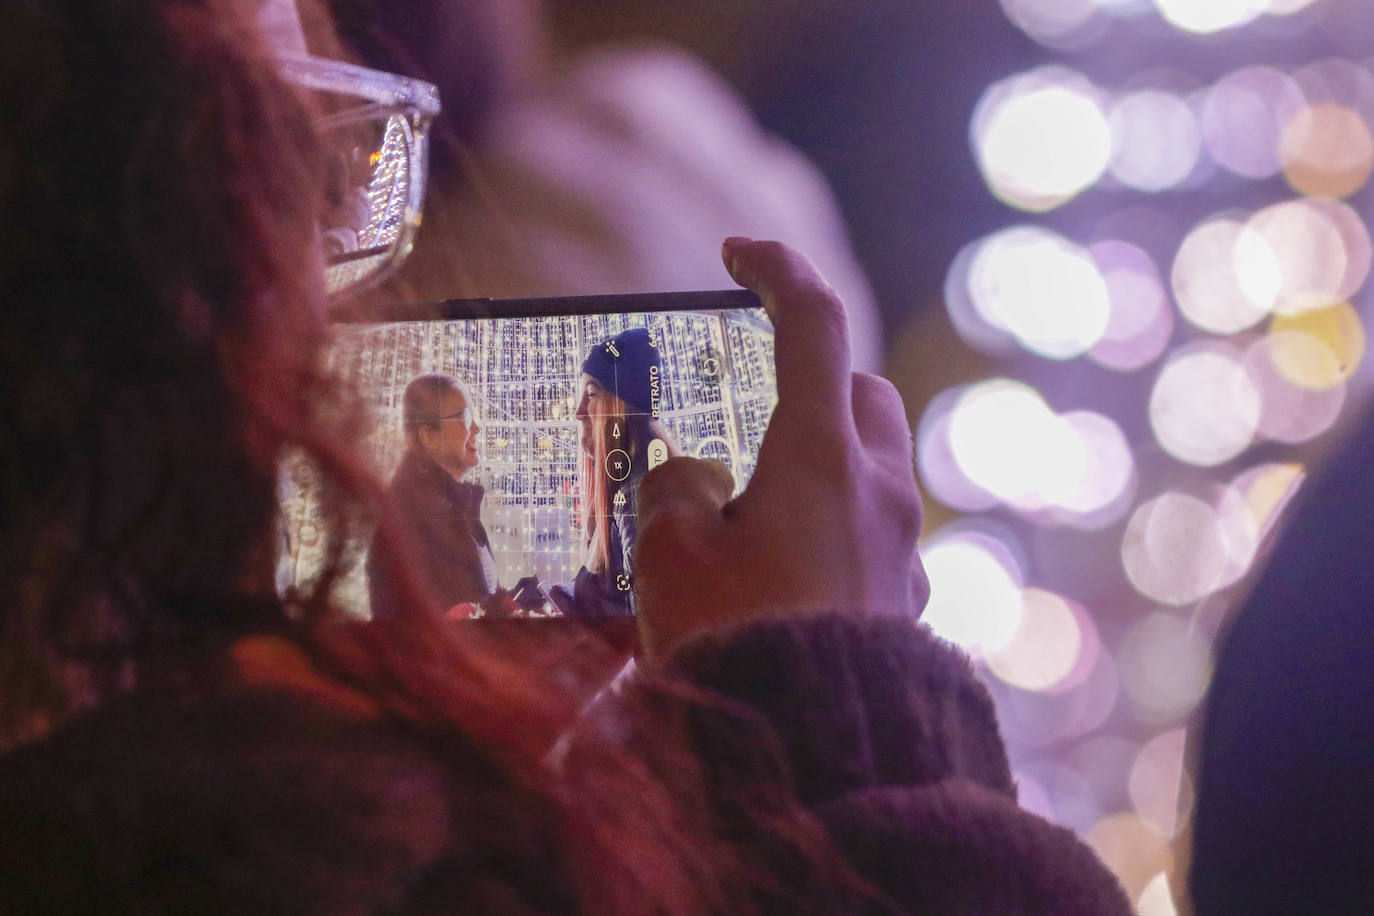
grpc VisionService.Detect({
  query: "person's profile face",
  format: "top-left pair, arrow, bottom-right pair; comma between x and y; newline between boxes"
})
575,375 -> 602,457
419,388 -> 480,479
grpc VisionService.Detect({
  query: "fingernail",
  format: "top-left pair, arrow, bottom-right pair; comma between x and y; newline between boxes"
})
722,237 -> 752,281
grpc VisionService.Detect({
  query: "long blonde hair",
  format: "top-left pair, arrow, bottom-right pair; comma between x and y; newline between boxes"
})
578,389 -> 676,573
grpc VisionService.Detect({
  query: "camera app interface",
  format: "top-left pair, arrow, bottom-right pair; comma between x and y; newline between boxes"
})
278,306 -> 776,619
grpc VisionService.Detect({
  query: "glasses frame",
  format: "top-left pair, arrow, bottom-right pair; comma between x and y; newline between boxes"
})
437,408 -> 477,426
275,55 -> 441,296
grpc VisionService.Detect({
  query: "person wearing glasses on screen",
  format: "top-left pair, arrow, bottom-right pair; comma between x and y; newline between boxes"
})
366,373 -> 513,620
0,0 -> 1131,912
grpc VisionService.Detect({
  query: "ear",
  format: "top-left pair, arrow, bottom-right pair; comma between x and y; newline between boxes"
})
416,424 -> 441,455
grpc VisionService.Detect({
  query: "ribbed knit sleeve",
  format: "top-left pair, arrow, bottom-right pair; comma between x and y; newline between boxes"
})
664,614 -> 1015,805
656,614 -> 1134,915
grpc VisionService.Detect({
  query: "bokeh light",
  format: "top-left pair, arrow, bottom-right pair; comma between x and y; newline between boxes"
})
1245,198 -> 1368,315
947,379 -> 1067,508
1129,729 -> 1192,836
1046,598 -> 1106,695
1292,57 -> 1374,127
1108,90 -> 1202,191
999,639 -> 1118,747
1268,302 -> 1365,389
1069,735 -> 1140,813
1242,334 -> 1347,443
1121,487 -> 1258,605
1123,493 -> 1227,605
1087,811 -> 1173,901
1212,483 -> 1265,587
1096,0 -> 1154,14
1000,0 -> 1106,48
920,530 -> 1025,656
917,387 -> 1003,512
968,226 -> 1112,359
1154,0 -> 1267,34
949,0 -> 1374,885
1280,103 -> 1374,197
1171,216 -> 1273,333
1201,67 -> 1306,178
1230,462 -> 1306,543
1149,344 -> 1261,466
1138,872 -> 1182,916
974,67 -> 1112,211
1089,240 -> 1175,371
987,588 -> 1085,691
1042,762 -> 1106,834
1266,0 -> 1320,13
1013,769 -> 1058,823
1047,411 -> 1137,526
1118,611 -> 1214,721
924,378 -> 1138,523
1309,198 -> 1371,302
943,239 -> 1018,355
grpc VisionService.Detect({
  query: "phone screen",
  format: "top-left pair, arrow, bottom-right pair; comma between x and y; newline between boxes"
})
277,292 -> 776,619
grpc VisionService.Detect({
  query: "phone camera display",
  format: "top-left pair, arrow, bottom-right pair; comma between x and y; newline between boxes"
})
278,305 -> 775,619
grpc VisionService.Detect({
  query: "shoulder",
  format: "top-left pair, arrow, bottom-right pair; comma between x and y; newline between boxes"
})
1192,405 -> 1374,912
454,479 -> 487,512
388,450 -> 442,496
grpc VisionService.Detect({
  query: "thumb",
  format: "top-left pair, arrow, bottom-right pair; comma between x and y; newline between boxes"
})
633,457 -> 736,659
635,457 -> 735,532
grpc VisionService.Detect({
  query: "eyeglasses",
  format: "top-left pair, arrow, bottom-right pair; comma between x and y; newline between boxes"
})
437,408 -> 477,426
276,55 -> 441,296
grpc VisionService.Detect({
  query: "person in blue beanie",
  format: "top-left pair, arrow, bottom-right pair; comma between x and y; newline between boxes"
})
557,327 -> 679,616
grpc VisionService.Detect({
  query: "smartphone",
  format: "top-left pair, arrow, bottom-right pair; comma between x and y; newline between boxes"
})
277,290 -> 776,620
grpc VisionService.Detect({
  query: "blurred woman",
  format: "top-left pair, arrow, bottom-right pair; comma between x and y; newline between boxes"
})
0,1 -> 743,909
0,0 -> 1132,912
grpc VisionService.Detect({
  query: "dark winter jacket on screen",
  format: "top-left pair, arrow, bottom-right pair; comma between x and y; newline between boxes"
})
367,450 -> 497,619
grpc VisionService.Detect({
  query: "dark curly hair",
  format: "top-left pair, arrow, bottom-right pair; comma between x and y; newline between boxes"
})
0,0 -> 353,735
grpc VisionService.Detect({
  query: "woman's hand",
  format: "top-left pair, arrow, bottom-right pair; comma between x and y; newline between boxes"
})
633,238 -> 929,659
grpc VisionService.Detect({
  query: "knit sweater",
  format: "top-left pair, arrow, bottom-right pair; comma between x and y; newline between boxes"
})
0,615 -> 1130,913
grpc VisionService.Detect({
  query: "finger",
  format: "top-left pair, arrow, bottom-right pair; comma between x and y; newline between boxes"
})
634,458 -> 736,660
851,373 -> 915,474
723,238 -> 852,423
636,456 -> 735,533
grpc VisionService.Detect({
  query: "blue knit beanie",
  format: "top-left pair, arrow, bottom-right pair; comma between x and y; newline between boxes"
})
581,327 -> 661,414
